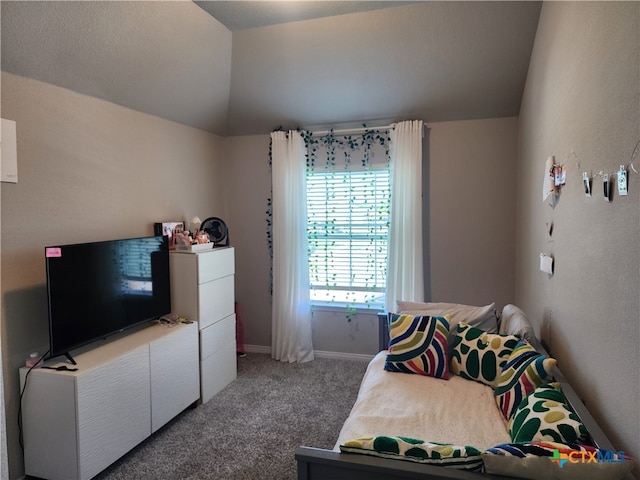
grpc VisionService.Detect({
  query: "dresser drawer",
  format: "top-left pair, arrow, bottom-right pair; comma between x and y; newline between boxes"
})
198,275 -> 234,330
200,343 -> 237,403
200,314 -> 235,360
197,248 -> 235,284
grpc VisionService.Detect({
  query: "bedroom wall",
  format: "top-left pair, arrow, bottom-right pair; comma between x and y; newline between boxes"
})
225,117 -> 518,355
0,72 -> 227,479
428,117 -> 517,309
515,2 -> 639,476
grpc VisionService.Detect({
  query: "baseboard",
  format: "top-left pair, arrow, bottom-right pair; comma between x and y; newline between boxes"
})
313,350 -> 374,362
243,344 -> 373,362
244,344 -> 271,354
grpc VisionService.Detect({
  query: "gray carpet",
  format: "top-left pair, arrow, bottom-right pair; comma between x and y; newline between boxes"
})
94,353 -> 368,480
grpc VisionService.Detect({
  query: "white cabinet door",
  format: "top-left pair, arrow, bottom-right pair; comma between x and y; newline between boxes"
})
76,345 -> 150,480
150,322 -> 199,432
20,370 -> 79,480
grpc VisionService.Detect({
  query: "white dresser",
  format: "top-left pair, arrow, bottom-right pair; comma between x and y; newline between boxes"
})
170,247 -> 237,403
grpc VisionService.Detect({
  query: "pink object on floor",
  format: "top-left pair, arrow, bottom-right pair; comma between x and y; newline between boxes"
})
235,302 -> 245,355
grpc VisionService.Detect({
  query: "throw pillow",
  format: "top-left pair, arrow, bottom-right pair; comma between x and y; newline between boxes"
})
494,341 -> 556,420
499,304 -> 536,342
509,383 -> 590,444
450,322 -> 520,389
341,436 -> 483,471
483,441 -> 634,480
384,314 -> 450,379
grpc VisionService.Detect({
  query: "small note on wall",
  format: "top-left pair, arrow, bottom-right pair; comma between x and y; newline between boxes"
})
1,118 -> 18,183
540,253 -> 554,275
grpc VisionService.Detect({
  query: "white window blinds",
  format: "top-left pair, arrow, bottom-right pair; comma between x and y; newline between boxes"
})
307,167 -> 390,308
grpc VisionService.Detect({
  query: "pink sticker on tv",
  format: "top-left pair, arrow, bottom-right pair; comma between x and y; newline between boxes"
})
45,247 -> 62,258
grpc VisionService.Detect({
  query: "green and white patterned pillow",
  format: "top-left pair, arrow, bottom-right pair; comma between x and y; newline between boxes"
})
494,341 -> 557,421
450,323 -> 520,388
508,382 -> 590,444
340,435 -> 483,471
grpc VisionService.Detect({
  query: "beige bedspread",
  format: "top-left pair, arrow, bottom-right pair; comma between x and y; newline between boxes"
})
334,351 -> 511,451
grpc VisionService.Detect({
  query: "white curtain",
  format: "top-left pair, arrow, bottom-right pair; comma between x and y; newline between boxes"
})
385,120 -> 425,312
270,131 -> 315,363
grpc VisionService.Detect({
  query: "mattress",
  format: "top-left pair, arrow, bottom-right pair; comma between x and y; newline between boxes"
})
334,351 -> 511,451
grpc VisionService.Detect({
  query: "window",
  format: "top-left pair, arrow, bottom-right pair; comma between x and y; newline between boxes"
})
307,166 -> 390,309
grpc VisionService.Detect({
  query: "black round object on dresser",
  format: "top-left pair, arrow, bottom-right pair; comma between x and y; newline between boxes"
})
200,217 -> 229,246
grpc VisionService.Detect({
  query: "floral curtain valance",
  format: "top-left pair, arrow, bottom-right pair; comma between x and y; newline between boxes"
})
301,127 -> 391,172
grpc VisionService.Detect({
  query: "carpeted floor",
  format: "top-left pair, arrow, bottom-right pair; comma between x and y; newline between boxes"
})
94,353 -> 368,480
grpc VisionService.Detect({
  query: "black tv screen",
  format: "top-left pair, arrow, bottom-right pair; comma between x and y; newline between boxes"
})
45,235 -> 171,362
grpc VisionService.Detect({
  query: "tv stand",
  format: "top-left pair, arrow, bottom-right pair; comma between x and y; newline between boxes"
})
63,352 -> 77,365
19,322 -> 199,480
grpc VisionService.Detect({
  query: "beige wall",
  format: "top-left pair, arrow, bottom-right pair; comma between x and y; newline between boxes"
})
516,2 -> 639,475
225,117 -> 518,353
223,134 -> 272,348
0,72 -> 227,479
429,117 -> 517,308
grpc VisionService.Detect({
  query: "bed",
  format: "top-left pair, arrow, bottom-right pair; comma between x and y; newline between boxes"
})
296,304 -> 635,480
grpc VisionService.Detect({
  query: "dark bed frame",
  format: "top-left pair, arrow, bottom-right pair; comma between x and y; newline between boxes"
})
296,313 -> 634,480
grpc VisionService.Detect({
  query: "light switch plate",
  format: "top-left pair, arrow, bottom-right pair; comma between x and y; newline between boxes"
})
1,118 -> 18,183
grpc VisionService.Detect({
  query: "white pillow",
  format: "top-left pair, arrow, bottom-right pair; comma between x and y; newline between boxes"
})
499,304 -> 535,342
396,301 -> 498,342
483,442 -> 634,480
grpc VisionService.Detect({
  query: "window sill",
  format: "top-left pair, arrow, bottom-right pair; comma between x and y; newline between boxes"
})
310,302 -> 384,315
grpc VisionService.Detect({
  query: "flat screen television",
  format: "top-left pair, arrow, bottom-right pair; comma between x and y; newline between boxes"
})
45,235 -> 171,364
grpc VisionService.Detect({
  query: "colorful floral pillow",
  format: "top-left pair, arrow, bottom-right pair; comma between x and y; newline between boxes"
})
384,314 -> 450,379
509,383 -> 590,444
340,436 -> 483,471
494,341 -> 556,420
450,323 -> 520,388
483,441 -> 634,480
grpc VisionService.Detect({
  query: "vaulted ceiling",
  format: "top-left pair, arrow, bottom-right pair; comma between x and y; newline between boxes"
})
1,1 -> 542,136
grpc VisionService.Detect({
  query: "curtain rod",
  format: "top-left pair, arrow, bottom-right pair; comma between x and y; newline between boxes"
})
309,124 -> 394,137
309,122 -> 426,137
